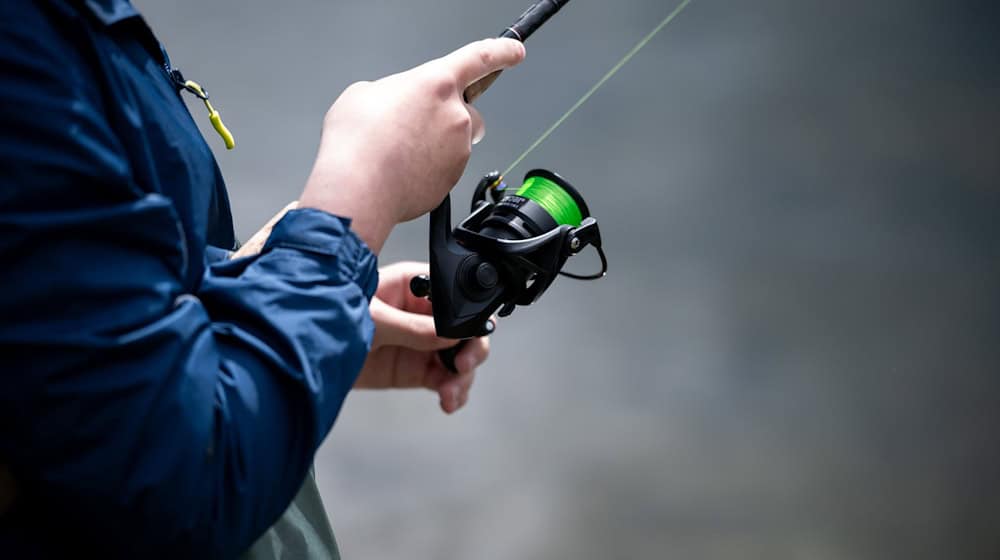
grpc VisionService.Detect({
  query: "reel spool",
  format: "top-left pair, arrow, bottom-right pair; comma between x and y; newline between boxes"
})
410,169 -> 608,371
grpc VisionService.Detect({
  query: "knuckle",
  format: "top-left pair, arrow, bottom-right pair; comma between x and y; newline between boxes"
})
400,369 -> 422,387
478,47 -> 494,69
434,78 -> 455,101
410,317 -> 435,339
345,80 -> 371,94
447,103 -> 472,127
388,260 -> 425,276
456,141 -> 473,160
329,81 -> 370,115
511,40 -> 526,60
456,109 -> 473,129
424,66 -> 456,99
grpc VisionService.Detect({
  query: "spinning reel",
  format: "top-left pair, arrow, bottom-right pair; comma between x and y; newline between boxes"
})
410,169 -> 608,371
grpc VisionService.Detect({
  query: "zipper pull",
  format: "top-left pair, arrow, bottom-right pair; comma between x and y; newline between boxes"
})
169,69 -> 236,150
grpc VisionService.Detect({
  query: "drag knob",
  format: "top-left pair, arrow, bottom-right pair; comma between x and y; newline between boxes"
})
473,262 -> 498,290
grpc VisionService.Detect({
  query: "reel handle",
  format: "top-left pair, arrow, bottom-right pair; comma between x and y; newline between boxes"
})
409,274 -> 495,373
437,340 -> 470,374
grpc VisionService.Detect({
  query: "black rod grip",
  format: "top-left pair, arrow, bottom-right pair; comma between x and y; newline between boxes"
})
504,0 -> 570,43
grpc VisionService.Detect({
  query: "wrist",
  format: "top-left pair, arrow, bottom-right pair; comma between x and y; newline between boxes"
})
299,168 -> 397,254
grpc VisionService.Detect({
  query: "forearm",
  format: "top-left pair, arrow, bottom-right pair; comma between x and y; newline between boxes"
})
1,206 -> 377,557
298,143 -> 398,255
168,209 -> 380,555
231,201 -> 299,259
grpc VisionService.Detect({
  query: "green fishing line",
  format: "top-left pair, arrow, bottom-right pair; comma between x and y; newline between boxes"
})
516,175 -> 584,226
505,0 -> 695,176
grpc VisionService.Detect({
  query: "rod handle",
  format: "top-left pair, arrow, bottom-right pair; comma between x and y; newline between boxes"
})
463,70 -> 503,104
462,0 -> 569,103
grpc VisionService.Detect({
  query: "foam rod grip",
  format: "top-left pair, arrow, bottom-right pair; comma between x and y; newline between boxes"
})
463,70 -> 503,104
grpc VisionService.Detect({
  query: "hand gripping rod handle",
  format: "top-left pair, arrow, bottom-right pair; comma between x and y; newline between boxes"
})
463,0 -> 571,103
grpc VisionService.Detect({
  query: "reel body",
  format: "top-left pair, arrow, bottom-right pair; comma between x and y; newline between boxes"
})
411,170 -> 607,351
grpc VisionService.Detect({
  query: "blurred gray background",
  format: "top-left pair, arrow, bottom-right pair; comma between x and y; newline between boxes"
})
138,1 -> 999,558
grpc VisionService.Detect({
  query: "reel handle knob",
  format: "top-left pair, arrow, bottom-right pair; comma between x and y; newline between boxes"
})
409,275 -> 431,299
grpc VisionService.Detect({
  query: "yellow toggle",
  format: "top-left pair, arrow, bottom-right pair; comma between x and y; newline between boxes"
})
183,80 -> 235,150
207,107 -> 235,150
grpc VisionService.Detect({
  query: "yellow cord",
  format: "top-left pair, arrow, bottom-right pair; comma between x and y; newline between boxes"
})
183,80 -> 235,150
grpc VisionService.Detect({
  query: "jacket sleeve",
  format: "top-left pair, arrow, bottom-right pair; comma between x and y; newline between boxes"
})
0,8 -> 377,558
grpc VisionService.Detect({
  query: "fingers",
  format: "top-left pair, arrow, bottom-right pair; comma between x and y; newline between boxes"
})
370,298 -> 455,351
361,331 -> 492,414
370,259 -> 496,414
438,369 -> 475,415
375,261 -> 434,313
468,104 -> 485,145
442,38 -> 526,89
454,335 -> 490,374
379,260 -> 429,280
436,336 -> 490,414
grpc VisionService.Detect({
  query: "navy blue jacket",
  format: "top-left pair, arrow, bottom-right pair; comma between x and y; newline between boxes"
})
0,0 -> 378,557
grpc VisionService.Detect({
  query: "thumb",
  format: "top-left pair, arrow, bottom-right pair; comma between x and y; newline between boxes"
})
442,38 -> 526,88
371,298 -> 457,352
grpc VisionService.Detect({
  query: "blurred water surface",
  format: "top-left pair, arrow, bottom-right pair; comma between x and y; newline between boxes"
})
139,1 -> 1000,558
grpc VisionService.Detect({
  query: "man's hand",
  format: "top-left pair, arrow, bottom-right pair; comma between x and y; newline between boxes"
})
298,38 -> 527,253
355,262 -> 490,414
232,210 -> 488,413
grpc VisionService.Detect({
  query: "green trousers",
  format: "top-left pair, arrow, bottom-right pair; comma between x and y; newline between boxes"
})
243,470 -> 340,560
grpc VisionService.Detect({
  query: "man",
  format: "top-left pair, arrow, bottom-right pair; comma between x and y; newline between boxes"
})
0,0 -> 525,557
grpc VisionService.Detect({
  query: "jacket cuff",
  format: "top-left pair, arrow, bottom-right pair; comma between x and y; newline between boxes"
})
263,208 -> 379,299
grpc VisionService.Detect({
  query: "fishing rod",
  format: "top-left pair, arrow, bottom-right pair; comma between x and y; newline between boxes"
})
411,0 -> 694,372
463,0 -> 571,103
